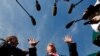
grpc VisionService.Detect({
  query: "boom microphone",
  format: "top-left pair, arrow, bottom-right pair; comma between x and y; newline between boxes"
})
65,19 -> 82,28
16,0 -> 36,25
53,3 -> 57,16
66,0 -> 69,1
68,4 -> 74,14
68,0 -> 83,14
36,0 -> 41,11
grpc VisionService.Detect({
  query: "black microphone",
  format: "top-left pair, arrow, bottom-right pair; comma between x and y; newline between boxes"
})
84,20 -> 100,25
68,4 -> 74,14
65,21 -> 75,28
36,0 -> 41,11
65,18 -> 82,29
30,16 -> 36,25
53,3 -> 57,16
16,0 -> 36,25
64,0 -> 69,2
68,0 -> 83,14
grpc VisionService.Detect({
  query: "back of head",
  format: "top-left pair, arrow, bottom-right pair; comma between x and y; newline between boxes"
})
5,35 -> 19,47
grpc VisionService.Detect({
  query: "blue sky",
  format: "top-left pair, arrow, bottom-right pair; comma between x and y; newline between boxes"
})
0,0 -> 100,56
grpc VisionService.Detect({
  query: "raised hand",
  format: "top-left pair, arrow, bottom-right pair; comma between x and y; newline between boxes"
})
28,38 -> 39,47
64,35 -> 73,44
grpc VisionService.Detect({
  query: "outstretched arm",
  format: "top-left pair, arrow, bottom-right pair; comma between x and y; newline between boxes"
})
64,35 -> 78,56
28,38 -> 39,56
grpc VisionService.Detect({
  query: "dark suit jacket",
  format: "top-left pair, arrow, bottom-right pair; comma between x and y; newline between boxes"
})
68,43 -> 78,56
0,43 -> 37,56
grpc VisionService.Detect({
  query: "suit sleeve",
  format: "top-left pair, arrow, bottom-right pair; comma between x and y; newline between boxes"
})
29,47 -> 37,56
4,44 -> 27,56
68,43 -> 78,56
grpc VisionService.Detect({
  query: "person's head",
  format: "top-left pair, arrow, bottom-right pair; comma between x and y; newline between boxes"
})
5,35 -> 19,47
46,43 -> 57,54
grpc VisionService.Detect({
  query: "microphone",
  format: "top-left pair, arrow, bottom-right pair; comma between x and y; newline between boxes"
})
68,0 -> 83,14
30,16 -> 36,25
36,0 -> 41,11
16,0 -> 36,25
84,20 -> 100,25
64,0 -> 69,2
65,21 -> 75,28
65,19 -> 82,29
53,3 -> 57,16
68,4 -> 74,14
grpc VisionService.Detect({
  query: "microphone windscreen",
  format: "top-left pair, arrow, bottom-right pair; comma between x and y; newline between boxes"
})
65,21 -> 74,28
30,16 -> 36,25
36,0 -> 41,11
68,4 -> 74,14
66,0 -> 69,1
53,3 -> 57,16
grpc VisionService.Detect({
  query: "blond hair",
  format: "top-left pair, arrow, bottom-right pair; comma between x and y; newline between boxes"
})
46,43 -> 57,54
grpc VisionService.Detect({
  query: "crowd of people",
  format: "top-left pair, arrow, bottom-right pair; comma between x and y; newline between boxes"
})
0,35 -> 78,56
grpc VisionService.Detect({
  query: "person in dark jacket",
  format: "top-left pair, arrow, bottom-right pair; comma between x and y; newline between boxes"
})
0,35 -> 39,56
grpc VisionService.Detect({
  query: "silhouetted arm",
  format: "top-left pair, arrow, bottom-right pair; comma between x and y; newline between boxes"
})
29,47 -> 37,56
68,43 -> 78,56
